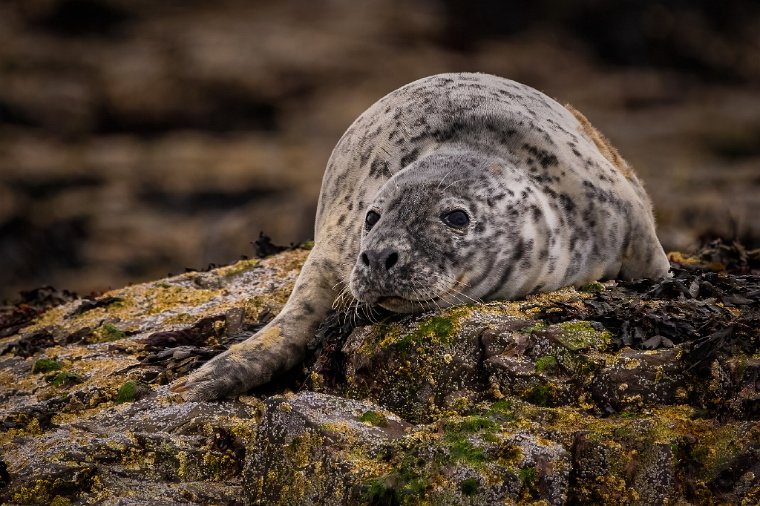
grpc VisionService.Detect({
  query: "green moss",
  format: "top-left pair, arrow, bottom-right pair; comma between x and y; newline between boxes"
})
399,477 -> 431,500
217,258 -> 260,277
359,410 -> 388,427
390,314 -> 459,358
526,384 -> 552,406
32,358 -> 62,373
49,497 -> 71,506
95,323 -> 127,342
496,442 -> 523,464
555,320 -> 610,351
578,281 -> 605,293
301,240 -> 315,250
448,439 -> 485,464
535,355 -> 558,374
445,415 -> 496,435
106,297 -> 125,308
364,454 -> 431,504
518,466 -> 537,485
418,316 -> 455,340
47,371 -> 82,388
459,478 -> 479,496
365,479 -> 396,504
115,381 -> 138,403
490,398 -> 514,415
523,321 -> 548,333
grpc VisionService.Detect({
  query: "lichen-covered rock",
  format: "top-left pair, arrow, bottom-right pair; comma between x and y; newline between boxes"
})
1,246 -> 759,505
0,250 -> 308,505
245,392 -> 409,505
340,305 -> 503,423
246,392 -> 572,505
590,347 -> 688,411
3,393 -> 259,504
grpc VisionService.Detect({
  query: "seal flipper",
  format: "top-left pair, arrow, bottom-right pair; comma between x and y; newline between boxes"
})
172,253 -> 339,401
619,221 -> 671,281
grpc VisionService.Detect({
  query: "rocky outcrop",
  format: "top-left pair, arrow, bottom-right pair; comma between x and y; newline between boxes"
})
1,243 -> 759,504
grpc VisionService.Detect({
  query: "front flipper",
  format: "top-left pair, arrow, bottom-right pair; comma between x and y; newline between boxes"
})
172,254 -> 338,401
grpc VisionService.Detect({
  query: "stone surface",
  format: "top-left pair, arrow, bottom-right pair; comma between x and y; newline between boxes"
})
1,247 -> 759,504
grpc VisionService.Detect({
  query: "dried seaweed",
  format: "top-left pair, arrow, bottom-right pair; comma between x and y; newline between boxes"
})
0,286 -> 76,338
536,240 -> 760,370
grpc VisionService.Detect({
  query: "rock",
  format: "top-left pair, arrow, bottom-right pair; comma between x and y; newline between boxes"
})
246,391 -> 573,505
245,392 -> 410,505
0,251 -> 306,505
590,347 -> 688,411
1,248 -> 759,504
340,305 -> 499,423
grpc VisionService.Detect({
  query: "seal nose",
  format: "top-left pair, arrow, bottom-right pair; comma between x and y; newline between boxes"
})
361,248 -> 399,271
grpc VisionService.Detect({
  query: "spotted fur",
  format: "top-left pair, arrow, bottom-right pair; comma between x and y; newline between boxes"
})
173,73 -> 670,400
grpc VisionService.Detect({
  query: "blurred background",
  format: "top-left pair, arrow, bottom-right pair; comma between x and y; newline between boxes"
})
1,0 -> 759,300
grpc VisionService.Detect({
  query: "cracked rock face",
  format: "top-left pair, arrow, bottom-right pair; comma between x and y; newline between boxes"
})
2,245 -> 760,504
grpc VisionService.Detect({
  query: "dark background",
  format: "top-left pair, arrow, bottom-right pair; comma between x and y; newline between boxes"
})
1,0 -> 759,300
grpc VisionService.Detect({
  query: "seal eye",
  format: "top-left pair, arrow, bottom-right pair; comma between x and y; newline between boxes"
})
365,211 -> 380,230
442,210 -> 470,228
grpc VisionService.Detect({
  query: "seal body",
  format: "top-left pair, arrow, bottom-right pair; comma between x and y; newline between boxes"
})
174,73 -> 670,400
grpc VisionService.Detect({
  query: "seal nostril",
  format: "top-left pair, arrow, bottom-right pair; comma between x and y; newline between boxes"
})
385,252 -> 398,270
361,253 -> 370,266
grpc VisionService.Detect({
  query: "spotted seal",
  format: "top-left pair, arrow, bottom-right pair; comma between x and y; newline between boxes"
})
173,72 -> 670,400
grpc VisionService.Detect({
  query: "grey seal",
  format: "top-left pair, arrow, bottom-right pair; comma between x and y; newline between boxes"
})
173,72 -> 670,400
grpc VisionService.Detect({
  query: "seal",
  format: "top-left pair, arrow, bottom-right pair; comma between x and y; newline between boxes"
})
172,72 -> 670,400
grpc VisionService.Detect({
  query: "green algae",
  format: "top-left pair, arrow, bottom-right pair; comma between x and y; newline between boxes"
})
115,381 -> 138,403
578,281 -> 605,293
555,320 -> 611,351
447,439 -> 486,464
526,384 -> 553,406
489,398 -> 514,416
444,415 -> 497,436
94,323 -> 127,342
359,410 -> 388,427
47,371 -> 83,388
417,316 -> 455,341
518,465 -> 537,485
392,315 -> 456,355
217,258 -> 260,277
535,355 -> 558,373
522,321 -> 548,334
364,453 -> 432,505
459,478 -> 479,496
32,358 -> 62,373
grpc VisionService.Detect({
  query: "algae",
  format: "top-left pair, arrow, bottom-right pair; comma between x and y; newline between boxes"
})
459,477 -> 478,496
47,371 -> 83,388
359,410 -> 389,427
32,358 -> 62,373
114,381 -> 138,403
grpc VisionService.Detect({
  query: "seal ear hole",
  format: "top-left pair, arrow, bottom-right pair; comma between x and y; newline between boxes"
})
365,211 -> 380,230
361,253 -> 370,266
442,210 -> 470,228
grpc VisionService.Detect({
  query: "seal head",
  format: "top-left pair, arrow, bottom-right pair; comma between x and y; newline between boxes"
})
350,146 -> 534,312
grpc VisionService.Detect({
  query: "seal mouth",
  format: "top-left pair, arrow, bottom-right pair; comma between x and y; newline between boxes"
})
376,295 -> 441,305
376,294 -> 442,312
